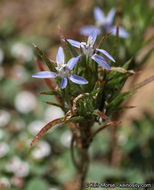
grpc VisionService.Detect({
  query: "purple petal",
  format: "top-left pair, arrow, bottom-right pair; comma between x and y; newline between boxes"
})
88,30 -> 98,45
94,7 -> 105,23
96,48 -> 115,62
107,9 -> 116,25
69,74 -> 88,85
56,47 -> 65,64
32,71 -> 57,78
66,55 -> 81,70
110,26 -> 129,38
80,26 -> 101,36
91,54 -> 111,70
61,77 -> 68,89
67,39 -> 81,48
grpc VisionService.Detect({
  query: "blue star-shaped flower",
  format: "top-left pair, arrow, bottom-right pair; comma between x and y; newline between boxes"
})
67,31 -> 115,70
32,47 -> 88,89
80,7 -> 129,38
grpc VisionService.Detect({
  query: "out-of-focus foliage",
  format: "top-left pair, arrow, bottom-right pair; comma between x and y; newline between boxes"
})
0,0 -> 153,189
87,113 -> 154,185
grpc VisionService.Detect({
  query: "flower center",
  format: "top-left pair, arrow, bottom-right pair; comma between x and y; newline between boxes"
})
56,63 -> 70,78
81,41 -> 94,58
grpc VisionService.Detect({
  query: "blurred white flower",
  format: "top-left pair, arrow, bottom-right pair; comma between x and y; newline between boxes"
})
28,120 -> 46,135
31,141 -> 51,160
0,129 -> 4,139
0,110 -> 11,127
60,130 -> 72,148
0,142 -> 9,158
0,49 -> 4,64
44,106 -> 64,123
118,133 -> 128,145
6,157 -> 21,172
11,65 -> 28,82
0,177 -> 10,189
15,161 -> 29,177
0,67 -> 4,80
11,42 -> 33,62
49,187 -> 58,190
6,156 -> 29,177
14,91 -> 37,113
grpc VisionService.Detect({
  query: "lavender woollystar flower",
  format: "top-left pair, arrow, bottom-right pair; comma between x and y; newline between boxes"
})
80,7 -> 129,38
67,31 -> 115,70
32,47 -> 88,89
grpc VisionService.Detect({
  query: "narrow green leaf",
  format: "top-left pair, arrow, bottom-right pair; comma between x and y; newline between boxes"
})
123,58 -> 133,69
40,91 -> 61,96
69,116 -> 84,122
33,44 -> 56,72
107,91 -> 134,114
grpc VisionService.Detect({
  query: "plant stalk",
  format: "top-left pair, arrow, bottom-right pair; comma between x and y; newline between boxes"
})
70,121 -> 93,190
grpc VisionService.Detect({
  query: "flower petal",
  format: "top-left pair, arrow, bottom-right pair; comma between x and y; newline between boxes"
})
61,77 -> 68,89
110,26 -> 129,38
96,48 -> 115,62
66,55 -> 81,70
91,54 -> 111,70
94,7 -> 105,23
56,47 -> 65,65
88,30 -> 98,45
32,71 -> 57,78
67,39 -> 81,48
69,74 -> 88,85
107,9 -> 116,25
80,26 -> 101,36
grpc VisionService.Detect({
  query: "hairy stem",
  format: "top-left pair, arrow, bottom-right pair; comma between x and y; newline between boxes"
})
77,148 -> 89,189
70,121 -> 92,190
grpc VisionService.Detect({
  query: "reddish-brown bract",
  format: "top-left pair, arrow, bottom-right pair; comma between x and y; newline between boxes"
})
30,118 -> 64,146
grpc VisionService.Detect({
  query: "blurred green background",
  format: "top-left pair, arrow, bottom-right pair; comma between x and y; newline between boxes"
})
0,0 -> 154,189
